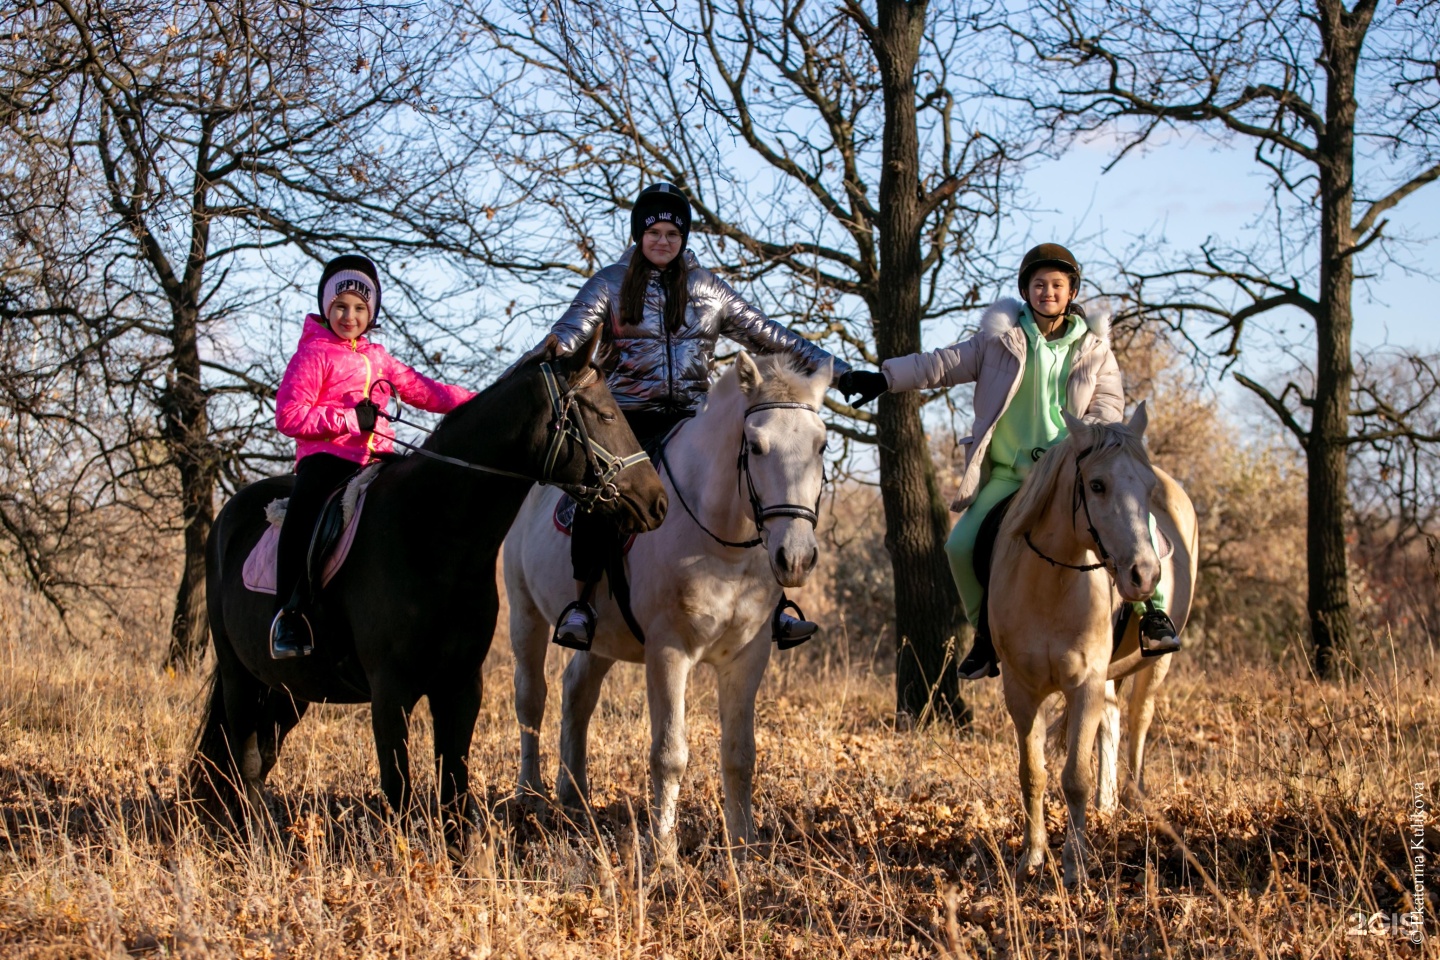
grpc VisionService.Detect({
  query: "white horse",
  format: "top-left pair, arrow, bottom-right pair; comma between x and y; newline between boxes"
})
990,403 -> 1198,886
504,352 -> 829,856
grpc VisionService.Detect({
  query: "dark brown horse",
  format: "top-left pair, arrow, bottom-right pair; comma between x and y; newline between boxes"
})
191,334 -> 666,849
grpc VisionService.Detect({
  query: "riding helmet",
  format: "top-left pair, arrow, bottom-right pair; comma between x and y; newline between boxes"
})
317,253 -> 383,322
1017,243 -> 1081,294
630,182 -> 692,247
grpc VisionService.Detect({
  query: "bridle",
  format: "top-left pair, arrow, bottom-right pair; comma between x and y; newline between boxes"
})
1022,445 -> 1114,574
374,362 -> 652,509
659,400 -> 825,550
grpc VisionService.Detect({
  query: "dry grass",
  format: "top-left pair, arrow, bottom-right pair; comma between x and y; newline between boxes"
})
1,591 -> 1438,959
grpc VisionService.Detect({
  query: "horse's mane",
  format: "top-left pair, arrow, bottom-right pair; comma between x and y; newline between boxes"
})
1004,419 -> 1151,539
706,353 -> 819,409
420,352 -> 550,450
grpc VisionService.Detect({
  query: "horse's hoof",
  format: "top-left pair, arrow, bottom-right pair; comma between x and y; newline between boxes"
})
1016,848 -> 1046,881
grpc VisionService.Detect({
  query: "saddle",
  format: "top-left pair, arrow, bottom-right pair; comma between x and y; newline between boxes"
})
242,464 -> 382,595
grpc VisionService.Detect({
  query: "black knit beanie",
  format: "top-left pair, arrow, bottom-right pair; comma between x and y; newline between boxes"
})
630,183 -> 692,247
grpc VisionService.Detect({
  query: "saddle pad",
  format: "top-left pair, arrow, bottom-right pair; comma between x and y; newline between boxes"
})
242,483 -> 371,595
552,493 -> 637,555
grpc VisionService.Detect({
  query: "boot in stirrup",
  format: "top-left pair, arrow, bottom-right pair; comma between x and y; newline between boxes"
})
1138,602 -> 1181,657
269,607 -> 314,659
552,600 -> 598,651
771,597 -> 818,650
960,602 -> 999,680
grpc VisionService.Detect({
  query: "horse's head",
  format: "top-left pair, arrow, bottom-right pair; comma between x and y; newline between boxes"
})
514,332 -> 668,534
733,351 -> 831,588
1061,403 -> 1160,602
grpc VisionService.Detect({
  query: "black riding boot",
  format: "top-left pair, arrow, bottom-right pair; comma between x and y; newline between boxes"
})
1138,602 -> 1181,657
771,596 -> 818,649
553,582 -> 599,651
269,592 -> 315,659
959,595 -> 1000,680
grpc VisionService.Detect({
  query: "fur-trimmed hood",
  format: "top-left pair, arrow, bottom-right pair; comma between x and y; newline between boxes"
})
979,297 -> 1111,345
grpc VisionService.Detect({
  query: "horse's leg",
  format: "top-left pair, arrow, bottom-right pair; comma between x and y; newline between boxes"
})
556,650 -> 616,812
511,593 -> 551,806
1095,678 -> 1122,814
1003,676 -> 1048,878
371,680 -> 421,816
1061,675 -> 1107,888
256,690 -> 309,782
429,671 -> 484,857
646,643 -> 693,866
1125,657 -> 1170,801
715,635 -> 770,853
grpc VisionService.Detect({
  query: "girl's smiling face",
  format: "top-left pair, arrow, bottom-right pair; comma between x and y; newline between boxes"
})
641,221 -> 683,268
1025,267 -> 1075,319
328,292 -> 371,339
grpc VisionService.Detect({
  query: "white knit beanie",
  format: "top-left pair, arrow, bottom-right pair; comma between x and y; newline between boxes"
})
321,269 -> 376,317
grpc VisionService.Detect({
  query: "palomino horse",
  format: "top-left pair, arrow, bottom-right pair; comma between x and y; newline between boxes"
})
990,402 -> 1198,886
192,335 -> 667,851
504,353 -> 829,857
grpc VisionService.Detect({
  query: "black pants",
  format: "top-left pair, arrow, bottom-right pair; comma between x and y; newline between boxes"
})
275,453 -> 363,613
570,409 -> 690,584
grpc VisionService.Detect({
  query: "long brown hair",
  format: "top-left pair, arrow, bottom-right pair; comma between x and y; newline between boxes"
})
619,249 -> 689,333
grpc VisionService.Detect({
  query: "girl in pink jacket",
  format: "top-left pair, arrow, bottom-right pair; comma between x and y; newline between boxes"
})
268,254 -> 475,659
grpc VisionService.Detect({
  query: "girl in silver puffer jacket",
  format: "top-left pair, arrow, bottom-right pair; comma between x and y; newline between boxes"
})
540,182 -> 873,650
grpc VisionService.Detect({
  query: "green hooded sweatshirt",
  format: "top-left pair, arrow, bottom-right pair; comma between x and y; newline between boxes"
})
988,305 -> 1086,474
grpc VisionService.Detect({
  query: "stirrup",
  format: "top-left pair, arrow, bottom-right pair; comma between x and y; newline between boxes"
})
1138,606 -> 1181,658
771,598 -> 818,650
551,600 -> 597,651
269,609 -> 314,660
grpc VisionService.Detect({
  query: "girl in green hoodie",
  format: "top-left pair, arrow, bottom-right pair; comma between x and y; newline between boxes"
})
839,245 -> 1180,679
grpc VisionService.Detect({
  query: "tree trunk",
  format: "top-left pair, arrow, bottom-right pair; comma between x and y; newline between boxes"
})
1308,0 -> 1366,678
162,305 -> 216,670
872,0 -> 968,724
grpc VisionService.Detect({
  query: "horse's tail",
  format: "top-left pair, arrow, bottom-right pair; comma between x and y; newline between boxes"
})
185,666 -> 240,825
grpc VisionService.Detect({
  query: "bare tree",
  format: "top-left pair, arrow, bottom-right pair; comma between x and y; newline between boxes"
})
468,0 -> 1019,722
0,0 -> 498,666
993,0 -> 1440,676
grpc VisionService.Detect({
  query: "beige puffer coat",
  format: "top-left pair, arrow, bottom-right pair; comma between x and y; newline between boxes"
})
882,298 -> 1123,512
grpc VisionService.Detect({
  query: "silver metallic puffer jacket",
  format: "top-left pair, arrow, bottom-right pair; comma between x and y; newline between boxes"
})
548,248 -> 848,411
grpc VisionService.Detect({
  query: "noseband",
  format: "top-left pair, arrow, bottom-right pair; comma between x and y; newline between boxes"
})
373,362 -> 651,507
660,399 -> 825,550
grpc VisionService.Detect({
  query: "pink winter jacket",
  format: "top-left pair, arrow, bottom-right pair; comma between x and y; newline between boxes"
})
275,315 -> 476,467
882,298 -> 1123,512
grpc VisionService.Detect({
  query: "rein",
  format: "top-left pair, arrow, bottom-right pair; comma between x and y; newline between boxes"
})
370,363 -> 651,509
658,399 -> 825,550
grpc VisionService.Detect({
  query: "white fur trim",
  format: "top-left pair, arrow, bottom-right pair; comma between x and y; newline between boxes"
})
979,296 -> 1110,343
265,498 -> 288,527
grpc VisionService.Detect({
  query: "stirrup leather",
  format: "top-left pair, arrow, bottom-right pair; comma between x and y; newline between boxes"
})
551,600 -> 598,651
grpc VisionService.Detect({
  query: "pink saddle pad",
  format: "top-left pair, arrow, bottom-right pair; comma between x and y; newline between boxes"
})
242,487 -> 371,595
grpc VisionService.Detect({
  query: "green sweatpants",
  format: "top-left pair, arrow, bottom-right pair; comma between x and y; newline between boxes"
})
944,465 -> 1167,626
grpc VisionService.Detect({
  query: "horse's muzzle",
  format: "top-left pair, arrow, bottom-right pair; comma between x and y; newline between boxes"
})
1117,553 -> 1161,603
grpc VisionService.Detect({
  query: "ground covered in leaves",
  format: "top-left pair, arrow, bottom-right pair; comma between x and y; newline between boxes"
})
0,624 -> 1436,958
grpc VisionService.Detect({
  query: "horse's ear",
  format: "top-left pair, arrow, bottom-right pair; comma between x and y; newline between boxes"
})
735,351 -> 763,394
1127,400 -> 1149,439
1061,408 -> 1090,445
583,327 -> 605,371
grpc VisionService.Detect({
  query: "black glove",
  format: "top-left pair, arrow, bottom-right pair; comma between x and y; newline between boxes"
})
837,369 -> 888,407
354,398 -> 380,433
